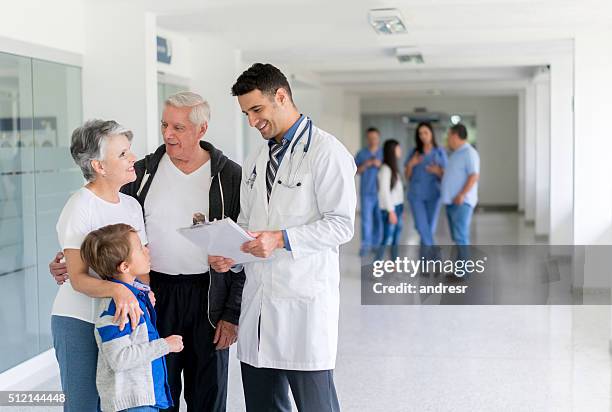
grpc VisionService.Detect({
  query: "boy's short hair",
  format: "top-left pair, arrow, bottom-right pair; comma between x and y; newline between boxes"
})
81,223 -> 136,280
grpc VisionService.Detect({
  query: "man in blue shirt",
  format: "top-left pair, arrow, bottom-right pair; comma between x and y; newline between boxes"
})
355,127 -> 383,256
434,124 -> 480,247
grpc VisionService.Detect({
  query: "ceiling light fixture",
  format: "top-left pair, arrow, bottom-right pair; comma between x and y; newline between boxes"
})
368,8 -> 407,35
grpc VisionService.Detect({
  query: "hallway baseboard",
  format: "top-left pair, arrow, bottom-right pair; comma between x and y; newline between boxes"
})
0,349 -> 59,391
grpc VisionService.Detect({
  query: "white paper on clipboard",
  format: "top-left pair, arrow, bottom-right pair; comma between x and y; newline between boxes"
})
177,218 -> 270,264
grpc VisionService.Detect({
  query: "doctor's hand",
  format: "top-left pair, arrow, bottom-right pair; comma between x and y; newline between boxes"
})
49,251 -> 69,285
208,255 -> 235,273
214,320 -> 238,350
241,231 -> 284,258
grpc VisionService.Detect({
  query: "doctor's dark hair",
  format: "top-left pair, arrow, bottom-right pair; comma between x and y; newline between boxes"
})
414,122 -> 438,154
231,63 -> 293,102
383,139 -> 400,190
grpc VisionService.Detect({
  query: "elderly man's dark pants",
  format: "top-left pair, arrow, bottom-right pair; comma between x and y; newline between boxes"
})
241,362 -> 340,412
151,271 -> 229,412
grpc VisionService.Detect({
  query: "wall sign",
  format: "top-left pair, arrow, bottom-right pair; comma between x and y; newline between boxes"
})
157,36 -> 172,64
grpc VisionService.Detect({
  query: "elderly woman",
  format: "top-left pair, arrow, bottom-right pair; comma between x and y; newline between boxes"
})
50,120 -> 147,412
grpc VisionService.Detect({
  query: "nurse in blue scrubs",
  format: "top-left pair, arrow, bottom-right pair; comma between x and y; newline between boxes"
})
405,122 -> 447,250
355,127 -> 383,256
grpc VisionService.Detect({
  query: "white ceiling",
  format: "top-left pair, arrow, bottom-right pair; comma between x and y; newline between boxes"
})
154,0 -> 609,96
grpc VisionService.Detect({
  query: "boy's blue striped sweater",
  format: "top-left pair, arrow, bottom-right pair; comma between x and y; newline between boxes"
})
94,279 -> 173,412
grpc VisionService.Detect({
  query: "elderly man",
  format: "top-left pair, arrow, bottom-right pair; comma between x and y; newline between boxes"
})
51,92 -> 244,411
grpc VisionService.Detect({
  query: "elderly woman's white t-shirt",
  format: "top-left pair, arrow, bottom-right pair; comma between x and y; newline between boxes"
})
51,187 -> 147,324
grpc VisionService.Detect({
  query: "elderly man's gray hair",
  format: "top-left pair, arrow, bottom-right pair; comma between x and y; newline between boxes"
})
165,91 -> 211,127
70,119 -> 133,182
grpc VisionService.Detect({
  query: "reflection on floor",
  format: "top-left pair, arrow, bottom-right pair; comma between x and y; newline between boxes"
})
27,211 -> 612,411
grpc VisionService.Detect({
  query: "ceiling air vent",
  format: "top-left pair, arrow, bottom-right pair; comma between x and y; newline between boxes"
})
396,47 -> 424,64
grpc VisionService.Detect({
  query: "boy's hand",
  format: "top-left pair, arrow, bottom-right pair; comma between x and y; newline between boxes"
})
164,335 -> 184,353
148,291 -> 156,307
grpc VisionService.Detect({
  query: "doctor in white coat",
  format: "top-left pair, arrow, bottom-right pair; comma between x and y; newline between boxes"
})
209,63 -> 356,411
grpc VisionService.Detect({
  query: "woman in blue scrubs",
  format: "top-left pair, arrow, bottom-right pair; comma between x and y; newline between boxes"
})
405,122 -> 447,251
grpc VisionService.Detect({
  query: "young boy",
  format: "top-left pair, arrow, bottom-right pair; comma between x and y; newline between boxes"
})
81,223 -> 183,412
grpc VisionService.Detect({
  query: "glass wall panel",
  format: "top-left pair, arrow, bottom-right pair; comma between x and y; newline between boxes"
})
0,52 -> 38,372
32,59 -> 82,349
0,53 -> 82,373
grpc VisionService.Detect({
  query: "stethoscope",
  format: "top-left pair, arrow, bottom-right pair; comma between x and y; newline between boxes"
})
246,119 -> 313,190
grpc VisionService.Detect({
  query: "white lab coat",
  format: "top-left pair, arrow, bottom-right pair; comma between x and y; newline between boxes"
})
237,116 -> 357,370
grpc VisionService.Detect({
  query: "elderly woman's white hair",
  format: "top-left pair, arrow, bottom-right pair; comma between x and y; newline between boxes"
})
70,119 -> 133,182
165,91 -> 211,127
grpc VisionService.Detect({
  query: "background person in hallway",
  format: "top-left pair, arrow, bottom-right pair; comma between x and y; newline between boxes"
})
51,120 -> 147,412
375,139 -> 404,261
405,122 -> 447,256
210,63 -> 356,412
433,123 -> 480,250
355,127 -> 383,256
51,92 -> 245,412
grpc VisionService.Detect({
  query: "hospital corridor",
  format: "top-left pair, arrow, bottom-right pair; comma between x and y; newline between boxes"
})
1,0 -> 612,411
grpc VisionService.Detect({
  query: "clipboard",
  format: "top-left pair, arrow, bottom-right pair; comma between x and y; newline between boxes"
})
178,218 -> 270,264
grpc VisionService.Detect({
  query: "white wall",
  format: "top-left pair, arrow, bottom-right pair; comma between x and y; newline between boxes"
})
191,34 -> 243,162
319,87 -> 345,140
342,93 -> 361,156
534,71 -> 551,237
573,29 -> 612,245
517,91 -> 525,212
277,84 -> 360,155
572,29 -> 612,301
292,87 -> 322,127
549,54 -> 574,245
81,0 -> 158,158
524,84 -> 537,222
361,95 -> 519,206
0,0 -> 84,56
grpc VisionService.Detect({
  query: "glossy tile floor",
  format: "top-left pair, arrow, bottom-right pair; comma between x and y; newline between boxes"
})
21,211 -> 612,411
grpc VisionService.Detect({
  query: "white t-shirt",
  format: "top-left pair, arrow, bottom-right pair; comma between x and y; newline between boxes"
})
145,153 -> 211,275
51,187 -> 147,323
378,164 -> 404,212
